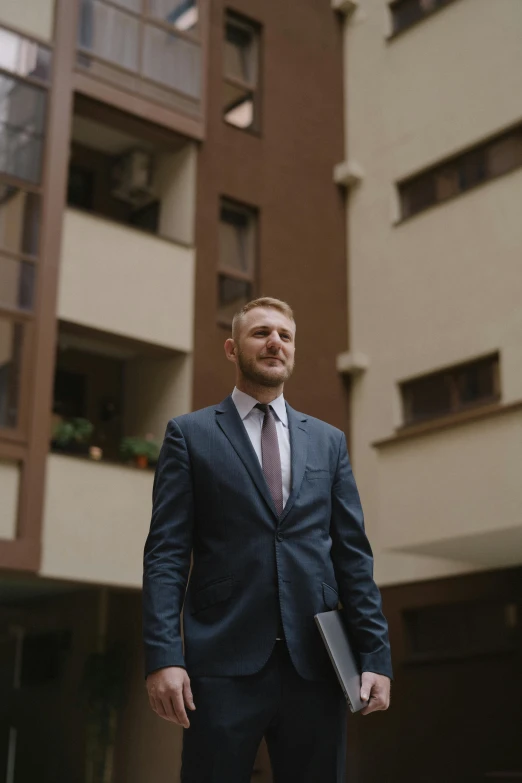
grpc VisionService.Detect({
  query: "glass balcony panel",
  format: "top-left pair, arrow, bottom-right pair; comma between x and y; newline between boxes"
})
142,24 -> 201,98
0,77 -> 46,184
0,186 -> 40,257
0,253 -> 36,311
78,0 -> 140,72
149,0 -> 199,33
0,28 -> 52,83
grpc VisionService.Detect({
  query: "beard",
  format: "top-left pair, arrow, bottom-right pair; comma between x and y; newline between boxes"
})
236,347 -> 294,388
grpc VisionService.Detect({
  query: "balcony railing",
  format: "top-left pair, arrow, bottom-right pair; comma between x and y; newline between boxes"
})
376,403 -> 522,567
58,208 -> 195,351
41,452 -> 154,587
76,0 -> 202,120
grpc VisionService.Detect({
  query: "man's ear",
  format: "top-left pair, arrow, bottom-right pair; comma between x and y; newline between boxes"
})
224,338 -> 237,363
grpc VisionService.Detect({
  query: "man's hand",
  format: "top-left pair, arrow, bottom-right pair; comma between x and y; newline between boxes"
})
360,672 -> 390,715
146,666 -> 196,728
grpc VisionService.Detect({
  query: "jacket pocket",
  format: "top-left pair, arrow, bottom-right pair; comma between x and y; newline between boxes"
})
190,576 -> 233,615
322,581 -> 339,610
306,469 -> 331,480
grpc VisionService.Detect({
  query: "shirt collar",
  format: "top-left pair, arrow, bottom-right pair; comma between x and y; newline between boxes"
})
232,387 -> 288,427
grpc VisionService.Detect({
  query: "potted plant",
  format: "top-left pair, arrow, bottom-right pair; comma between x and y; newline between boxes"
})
52,417 -> 94,455
120,434 -> 159,469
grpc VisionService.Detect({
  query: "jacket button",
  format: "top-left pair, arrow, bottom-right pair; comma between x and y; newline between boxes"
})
276,531 -> 284,542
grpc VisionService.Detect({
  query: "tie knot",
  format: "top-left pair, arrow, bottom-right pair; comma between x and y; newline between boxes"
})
255,403 -> 271,415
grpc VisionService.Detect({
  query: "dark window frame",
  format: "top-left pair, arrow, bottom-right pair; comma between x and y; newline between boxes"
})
0,28 -> 50,443
217,197 -> 258,327
223,10 -> 261,133
400,353 -> 500,428
389,0 -> 458,37
398,125 -> 522,220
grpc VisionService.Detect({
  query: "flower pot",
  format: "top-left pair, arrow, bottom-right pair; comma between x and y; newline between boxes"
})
134,454 -> 148,469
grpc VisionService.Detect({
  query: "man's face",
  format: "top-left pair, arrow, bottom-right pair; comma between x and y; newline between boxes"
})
234,308 -> 296,388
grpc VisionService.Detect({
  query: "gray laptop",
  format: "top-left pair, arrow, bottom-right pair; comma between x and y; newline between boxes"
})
314,609 -> 367,713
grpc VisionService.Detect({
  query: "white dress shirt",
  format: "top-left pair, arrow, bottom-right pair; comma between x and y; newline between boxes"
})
231,387 -> 291,508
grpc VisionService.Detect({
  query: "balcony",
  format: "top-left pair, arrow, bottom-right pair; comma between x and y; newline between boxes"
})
376,404 -> 522,568
74,0 -> 205,138
41,452 -> 153,586
58,208 -> 194,351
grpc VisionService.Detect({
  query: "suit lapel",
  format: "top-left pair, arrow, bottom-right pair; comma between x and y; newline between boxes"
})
215,395 -> 279,520
280,403 -> 308,523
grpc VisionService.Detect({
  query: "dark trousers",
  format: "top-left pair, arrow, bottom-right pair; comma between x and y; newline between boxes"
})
180,640 -> 347,783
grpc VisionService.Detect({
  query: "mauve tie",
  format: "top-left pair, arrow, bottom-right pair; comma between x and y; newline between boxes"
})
255,403 -> 284,516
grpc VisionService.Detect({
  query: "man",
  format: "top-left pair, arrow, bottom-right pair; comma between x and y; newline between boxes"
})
143,297 -> 392,783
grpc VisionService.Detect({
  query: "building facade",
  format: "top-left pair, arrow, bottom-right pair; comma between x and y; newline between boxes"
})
0,1 -> 347,781
336,0 -> 522,780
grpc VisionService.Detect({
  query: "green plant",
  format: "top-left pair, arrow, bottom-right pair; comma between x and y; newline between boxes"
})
53,417 -> 94,447
120,435 -> 159,463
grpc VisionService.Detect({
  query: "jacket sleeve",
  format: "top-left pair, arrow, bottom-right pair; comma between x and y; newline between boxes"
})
330,432 -> 393,679
142,419 -> 194,677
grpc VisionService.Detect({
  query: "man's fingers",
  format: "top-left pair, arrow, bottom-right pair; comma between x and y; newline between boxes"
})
183,679 -> 196,711
171,688 -> 190,728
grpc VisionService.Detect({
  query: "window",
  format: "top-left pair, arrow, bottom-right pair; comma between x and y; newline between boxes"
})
218,199 -> 257,324
77,0 -> 202,107
399,126 -> 522,219
0,28 -> 50,438
223,11 -> 260,131
400,354 -> 499,426
390,0 -> 457,35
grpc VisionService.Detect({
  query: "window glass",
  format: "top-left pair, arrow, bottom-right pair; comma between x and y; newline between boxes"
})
218,275 -> 252,324
0,253 -> 36,311
456,359 -> 496,406
219,204 -> 255,274
0,77 -> 46,183
149,0 -> 199,33
488,134 -> 522,179
142,24 -> 201,97
403,372 -> 452,424
78,0 -> 140,72
224,20 -> 257,84
391,0 -> 455,35
0,318 -> 23,429
0,186 -> 40,257
223,81 -> 254,129
0,28 -> 52,83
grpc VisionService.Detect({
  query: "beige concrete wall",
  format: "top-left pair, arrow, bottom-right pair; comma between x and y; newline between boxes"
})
124,353 -> 192,444
155,144 -> 197,247
377,409 -> 522,562
0,459 -> 19,540
58,209 -> 195,352
343,0 -> 522,585
40,454 -> 154,587
0,0 -> 55,42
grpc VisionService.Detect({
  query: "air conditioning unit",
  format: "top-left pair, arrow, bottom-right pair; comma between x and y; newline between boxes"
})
111,149 -> 155,207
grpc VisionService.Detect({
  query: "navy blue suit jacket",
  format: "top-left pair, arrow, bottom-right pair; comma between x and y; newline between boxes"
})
143,395 -> 392,681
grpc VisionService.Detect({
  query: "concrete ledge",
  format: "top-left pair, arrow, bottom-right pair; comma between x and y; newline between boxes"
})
336,350 -> 369,376
333,159 -> 364,188
331,0 -> 359,17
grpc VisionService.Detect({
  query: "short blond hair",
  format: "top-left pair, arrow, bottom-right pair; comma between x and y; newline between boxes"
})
232,297 -> 295,340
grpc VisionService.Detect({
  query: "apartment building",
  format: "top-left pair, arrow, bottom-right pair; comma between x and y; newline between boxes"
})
335,0 -> 522,780
0,0 -> 347,780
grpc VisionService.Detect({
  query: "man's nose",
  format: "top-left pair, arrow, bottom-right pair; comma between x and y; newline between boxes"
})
266,332 -> 282,350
